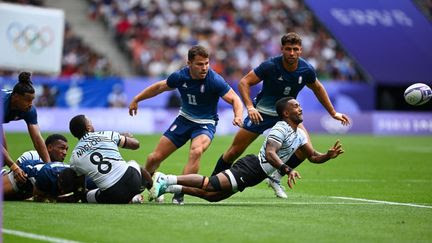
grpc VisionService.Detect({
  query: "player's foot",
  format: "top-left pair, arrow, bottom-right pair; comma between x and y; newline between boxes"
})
130,194 -> 144,204
266,178 -> 287,199
149,172 -> 168,201
155,195 -> 165,203
172,192 -> 184,205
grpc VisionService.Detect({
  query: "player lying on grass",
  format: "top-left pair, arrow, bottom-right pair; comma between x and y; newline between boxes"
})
3,134 -> 96,202
150,97 -> 344,202
69,115 -> 153,204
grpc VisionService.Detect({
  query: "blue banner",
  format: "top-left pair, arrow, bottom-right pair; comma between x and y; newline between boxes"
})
305,0 -> 432,84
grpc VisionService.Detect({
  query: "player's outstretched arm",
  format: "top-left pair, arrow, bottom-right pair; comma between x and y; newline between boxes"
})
306,80 -> 350,126
301,140 -> 344,164
28,124 -> 51,163
221,89 -> 244,127
129,80 -> 173,116
238,71 -> 263,124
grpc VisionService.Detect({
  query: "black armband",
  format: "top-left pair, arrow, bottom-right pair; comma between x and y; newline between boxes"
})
278,164 -> 292,176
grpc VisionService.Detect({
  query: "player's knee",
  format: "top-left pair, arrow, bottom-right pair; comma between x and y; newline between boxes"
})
190,146 -> 204,159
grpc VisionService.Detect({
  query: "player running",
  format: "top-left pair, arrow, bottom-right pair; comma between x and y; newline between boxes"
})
128,45 -> 243,204
210,32 -> 350,198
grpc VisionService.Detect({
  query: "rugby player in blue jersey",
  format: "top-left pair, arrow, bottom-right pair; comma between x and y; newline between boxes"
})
150,97 -> 344,202
2,72 -> 51,183
210,32 -> 350,198
129,45 -> 243,204
3,134 -> 93,202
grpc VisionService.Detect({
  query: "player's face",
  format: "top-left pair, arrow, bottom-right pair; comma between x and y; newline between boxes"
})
12,92 -> 35,112
286,99 -> 303,124
48,139 -> 68,162
188,55 -> 209,80
281,44 -> 302,65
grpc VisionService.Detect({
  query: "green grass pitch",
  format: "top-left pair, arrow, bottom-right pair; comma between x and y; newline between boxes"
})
3,132 -> 432,242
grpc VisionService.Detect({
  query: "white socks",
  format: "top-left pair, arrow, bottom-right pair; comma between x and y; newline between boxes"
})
166,185 -> 182,194
166,175 -> 177,185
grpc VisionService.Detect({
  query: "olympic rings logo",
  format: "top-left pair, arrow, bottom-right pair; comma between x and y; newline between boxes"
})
6,22 -> 54,54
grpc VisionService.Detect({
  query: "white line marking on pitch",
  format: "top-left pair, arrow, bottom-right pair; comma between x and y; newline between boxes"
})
2,228 -> 82,243
175,201 -> 375,205
331,196 -> 432,209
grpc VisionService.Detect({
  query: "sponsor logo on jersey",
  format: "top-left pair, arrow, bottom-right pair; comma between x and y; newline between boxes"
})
200,84 -> 205,93
278,76 -> 284,81
170,124 -> 177,131
298,76 -> 303,84
182,83 -> 187,88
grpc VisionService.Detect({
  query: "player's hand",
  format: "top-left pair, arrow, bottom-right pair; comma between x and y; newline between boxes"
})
287,170 -> 301,189
332,112 -> 350,126
11,164 -> 27,184
327,140 -> 344,159
247,107 -> 263,124
232,116 -> 243,127
128,100 -> 138,116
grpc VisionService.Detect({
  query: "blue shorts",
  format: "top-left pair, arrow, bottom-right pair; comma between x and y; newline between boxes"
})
242,113 -> 280,134
163,116 -> 216,148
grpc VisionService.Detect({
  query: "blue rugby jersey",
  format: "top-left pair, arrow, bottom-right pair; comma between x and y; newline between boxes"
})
166,67 -> 231,125
253,56 -> 316,116
2,89 -> 37,124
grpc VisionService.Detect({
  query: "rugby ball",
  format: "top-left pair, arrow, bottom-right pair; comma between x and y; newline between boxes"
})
404,83 -> 432,106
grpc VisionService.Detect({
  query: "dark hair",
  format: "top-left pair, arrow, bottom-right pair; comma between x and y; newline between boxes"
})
45,134 -> 68,146
69,115 -> 88,139
58,168 -> 83,194
12,72 -> 35,95
276,97 -> 295,118
281,32 -> 302,46
188,45 -> 209,61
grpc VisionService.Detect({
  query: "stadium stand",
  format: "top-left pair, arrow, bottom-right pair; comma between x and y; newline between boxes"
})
0,0 -> 115,77
87,0 -> 365,81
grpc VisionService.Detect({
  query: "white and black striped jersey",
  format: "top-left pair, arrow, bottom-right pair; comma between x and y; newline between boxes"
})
70,131 -> 128,190
258,121 -> 307,176
17,150 -> 41,164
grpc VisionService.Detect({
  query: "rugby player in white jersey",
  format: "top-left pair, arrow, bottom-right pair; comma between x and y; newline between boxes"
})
150,97 -> 344,202
69,115 -> 153,204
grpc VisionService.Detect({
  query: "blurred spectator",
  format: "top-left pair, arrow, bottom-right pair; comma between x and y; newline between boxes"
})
88,0 -> 365,82
107,83 -> 127,107
1,0 -> 115,78
414,0 -> 432,20
35,84 -> 57,107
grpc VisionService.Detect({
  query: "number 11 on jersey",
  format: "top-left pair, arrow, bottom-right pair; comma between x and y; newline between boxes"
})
187,94 -> 197,105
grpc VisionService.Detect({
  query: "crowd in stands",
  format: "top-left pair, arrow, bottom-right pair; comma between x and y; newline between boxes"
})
0,0 -> 115,78
88,0 -> 364,82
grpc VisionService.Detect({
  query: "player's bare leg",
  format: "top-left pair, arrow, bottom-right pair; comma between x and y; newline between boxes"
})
172,134 -> 212,204
154,172 -> 235,202
211,128 -> 259,175
184,134 -> 212,174
145,136 -> 177,175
